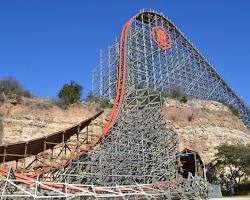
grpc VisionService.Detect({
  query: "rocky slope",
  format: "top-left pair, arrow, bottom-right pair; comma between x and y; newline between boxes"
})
164,98 -> 250,164
0,97 -> 249,165
0,97 -> 105,144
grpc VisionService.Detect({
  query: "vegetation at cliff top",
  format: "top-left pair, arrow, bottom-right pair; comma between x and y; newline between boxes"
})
0,77 -> 243,119
0,77 -> 32,103
228,105 -> 240,117
58,81 -> 83,106
161,85 -> 188,103
86,91 -> 113,110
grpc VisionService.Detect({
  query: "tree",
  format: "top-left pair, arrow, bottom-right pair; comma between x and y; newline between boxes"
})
58,81 -> 83,105
214,145 -> 250,193
0,77 -> 32,103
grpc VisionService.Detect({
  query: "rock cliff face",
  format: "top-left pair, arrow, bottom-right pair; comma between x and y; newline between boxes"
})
164,98 -> 250,164
0,97 -> 102,144
0,97 -> 249,165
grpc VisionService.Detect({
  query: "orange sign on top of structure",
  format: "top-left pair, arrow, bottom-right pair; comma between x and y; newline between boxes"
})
151,26 -> 172,50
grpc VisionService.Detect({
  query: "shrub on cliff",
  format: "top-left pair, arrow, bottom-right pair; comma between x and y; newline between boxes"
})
228,105 -> 240,118
0,77 -> 32,103
161,85 -> 188,103
170,86 -> 183,99
86,91 -> 113,110
58,81 -> 83,106
180,95 -> 188,103
86,91 -> 97,102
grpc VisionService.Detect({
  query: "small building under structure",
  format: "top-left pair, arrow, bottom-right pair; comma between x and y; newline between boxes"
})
179,148 -> 205,179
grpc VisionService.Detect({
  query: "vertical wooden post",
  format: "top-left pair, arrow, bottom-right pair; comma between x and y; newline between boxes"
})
61,132 -> 65,171
86,125 -> 89,144
76,126 -> 80,158
16,160 -> 18,171
42,137 -> 47,180
3,146 -> 6,166
194,153 -> 197,175
50,147 -> 53,179
203,164 -> 207,180
23,142 -> 28,174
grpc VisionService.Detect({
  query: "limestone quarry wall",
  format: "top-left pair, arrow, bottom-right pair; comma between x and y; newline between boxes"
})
0,98 -> 103,144
164,98 -> 250,164
0,97 -> 249,165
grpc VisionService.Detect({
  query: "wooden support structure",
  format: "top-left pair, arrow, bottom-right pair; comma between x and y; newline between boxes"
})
0,111 -> 103,180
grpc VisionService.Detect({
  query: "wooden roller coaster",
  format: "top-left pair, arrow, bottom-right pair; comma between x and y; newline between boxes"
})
1,9 -> 238,198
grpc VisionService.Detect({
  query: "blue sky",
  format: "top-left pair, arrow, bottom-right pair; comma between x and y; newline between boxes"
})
0,0 -> 249,105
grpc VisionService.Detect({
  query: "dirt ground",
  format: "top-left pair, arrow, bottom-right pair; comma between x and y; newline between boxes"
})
210,196 -> 250,200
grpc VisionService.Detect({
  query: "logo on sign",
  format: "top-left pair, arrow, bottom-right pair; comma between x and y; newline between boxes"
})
151,27 -> 172,50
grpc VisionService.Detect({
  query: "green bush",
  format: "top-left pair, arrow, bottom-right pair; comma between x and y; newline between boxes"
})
170,86 -> 183,99
180,96 -> 188,103
162,86 -> 188,103
86,91 -> 113,109
161,91 -> 171,99
0,93 -> 5,104
228,105 -> 239,117
58,81 -> 83,106
86,91 -> 98,102
0,77 -> 32,103
100,98 -> 113,109
217,99 -> 227,106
